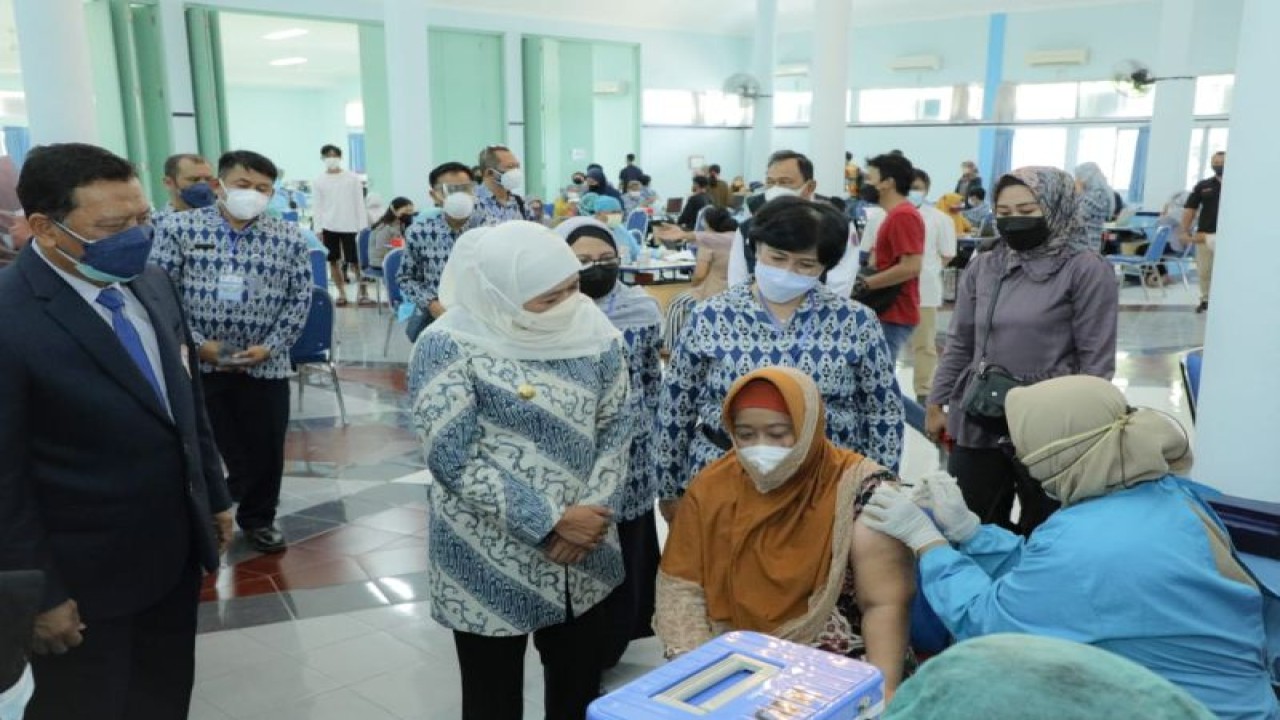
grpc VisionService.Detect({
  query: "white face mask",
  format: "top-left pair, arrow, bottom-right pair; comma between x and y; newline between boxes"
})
443,192 -> 475,220
498,167 -> 525,193
755,262 -> 820,303
323,157 -> 342,171
222,189 -> 270,221
627,191 -> 642,199
738,444 -> 793,477
514,291 -> 582,333
764,185 -> 801,203
604,213 -> 623,227
908,189 -> 927,207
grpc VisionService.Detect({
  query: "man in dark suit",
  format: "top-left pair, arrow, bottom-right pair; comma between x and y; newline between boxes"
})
0,143 -> 232,719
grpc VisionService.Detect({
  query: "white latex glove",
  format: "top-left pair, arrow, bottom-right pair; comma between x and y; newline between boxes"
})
862,485 -> 947,555
916,471 -> 981,545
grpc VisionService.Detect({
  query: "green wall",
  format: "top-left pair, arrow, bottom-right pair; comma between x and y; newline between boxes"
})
428,29 -> 505,168
359,24 -> 393,201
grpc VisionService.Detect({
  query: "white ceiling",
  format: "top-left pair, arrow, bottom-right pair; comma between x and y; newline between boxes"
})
218,13 -> 360,89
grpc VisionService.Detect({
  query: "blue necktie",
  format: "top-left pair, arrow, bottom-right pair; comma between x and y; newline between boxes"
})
95,288 -> 165,403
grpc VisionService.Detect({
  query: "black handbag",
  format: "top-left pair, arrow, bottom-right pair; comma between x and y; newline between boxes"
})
962,267 -> 1024,422
853,265 -> 902,314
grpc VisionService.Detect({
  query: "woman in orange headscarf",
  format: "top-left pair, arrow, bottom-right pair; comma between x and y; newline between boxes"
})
654,366 -> 916,696
936,193 -> 973,236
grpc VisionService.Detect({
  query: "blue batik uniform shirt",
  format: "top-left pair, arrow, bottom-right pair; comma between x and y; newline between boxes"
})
151,205 -> 312,380
398,213 -> 485,310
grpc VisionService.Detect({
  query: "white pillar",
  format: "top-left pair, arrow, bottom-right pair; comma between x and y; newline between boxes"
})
1192,0 -> 1280,503
156,0 -> 199,153
384,0 -> 432,206
808,0 -> 850,198
747,0 -> 777,178
14,0 -> 98,144
1139,0 -> 1196,207
503,32 -> 526,160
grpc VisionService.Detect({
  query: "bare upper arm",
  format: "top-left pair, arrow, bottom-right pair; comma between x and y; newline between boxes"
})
851,517 -> 916,609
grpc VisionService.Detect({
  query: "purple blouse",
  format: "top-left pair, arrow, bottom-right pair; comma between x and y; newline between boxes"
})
928,245 -> 1118,448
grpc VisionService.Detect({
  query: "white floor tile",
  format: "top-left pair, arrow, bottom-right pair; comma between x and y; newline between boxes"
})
239,688 -> 401,720
245,614 -> 376,657
194,630 -> 280,683
344,601 -> 433,632
298,631 -> 431,685
188,697 -> 233,720
196,659 -> 340,719
349,659 -> 461,718
390,469 -> 433,485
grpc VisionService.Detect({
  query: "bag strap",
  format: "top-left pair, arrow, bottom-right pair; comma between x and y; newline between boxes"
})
978,260 -> 1010,364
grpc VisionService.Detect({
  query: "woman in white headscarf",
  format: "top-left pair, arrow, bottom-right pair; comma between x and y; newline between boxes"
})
407,221 -> 632,720
865,375 -> 1280,720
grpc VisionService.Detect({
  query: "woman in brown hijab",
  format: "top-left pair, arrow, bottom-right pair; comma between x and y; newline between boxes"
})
654,366 -> 916,697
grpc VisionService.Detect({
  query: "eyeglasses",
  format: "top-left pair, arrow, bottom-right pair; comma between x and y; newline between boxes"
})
438,182 -> 475,195
578,257 -> 620,270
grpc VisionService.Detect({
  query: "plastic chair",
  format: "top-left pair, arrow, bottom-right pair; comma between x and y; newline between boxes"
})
1108,225 -> 1170,299
355,227 -> 384,314
1163,240 -> 1197,295
1181,347 -> 1203,422
290,287 -> 348,426
625,210 -> 649,240
692,205 -> 710,232
307,248 -> 327,290
381,249 -> 404,357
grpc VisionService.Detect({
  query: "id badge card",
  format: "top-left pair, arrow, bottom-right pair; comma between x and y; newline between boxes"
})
217,274 -> 248,303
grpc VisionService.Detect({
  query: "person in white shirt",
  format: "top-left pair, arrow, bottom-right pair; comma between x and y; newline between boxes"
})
311,144 -> 370,306
727,150 -> 859,297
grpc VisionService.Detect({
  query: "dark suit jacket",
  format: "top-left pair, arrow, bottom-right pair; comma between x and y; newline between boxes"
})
0,247 -> 230,619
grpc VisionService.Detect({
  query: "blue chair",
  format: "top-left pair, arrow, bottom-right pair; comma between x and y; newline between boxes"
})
290,287 -> 348,426
625,210 -> 649,241
1181,347 -> 1203,422
1164,240 -> 1198,296
307,248 -> 327,290
1108,225 -> 1170,300
355,227 -> 384,314
381,249 -> 404,357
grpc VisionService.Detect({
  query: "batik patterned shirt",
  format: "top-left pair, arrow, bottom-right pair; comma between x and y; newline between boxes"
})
397,214 -> 484,309
654,283 -> 904,499
611,312 -> 664,521
474,184 -> 530,225
407,331 -> 631,636
151,206 -> 311,380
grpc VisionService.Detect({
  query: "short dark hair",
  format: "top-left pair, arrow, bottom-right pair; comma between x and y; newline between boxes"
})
639,173 -> 651,185
845,151 -> 853,161
708,164 -> 721,174
912,168 -> 932,190
767,150 -> 814,182
320,144 -> 342,157
626,153 -> 636,162
748,196 -> 848,270
17,143 -> 137,221
968,187 -> 987,201
866,153 -> 914,195
430,161 -> 472,188
163,153 -> 210,180
692,176 -> 710,190
827,196 -> 847,213
219,150 -> 279,181
702,206 -> 739,233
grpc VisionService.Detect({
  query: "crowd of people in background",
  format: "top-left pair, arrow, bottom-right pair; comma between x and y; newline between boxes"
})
0,128 -> 1268,720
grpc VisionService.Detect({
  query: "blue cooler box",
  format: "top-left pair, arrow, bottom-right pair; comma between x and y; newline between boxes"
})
588,631 -> 883,719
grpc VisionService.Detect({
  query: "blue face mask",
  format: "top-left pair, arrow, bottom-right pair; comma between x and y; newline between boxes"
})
755,262 -> 821,303
179,182 -> 217,209
54,220 -> 155,284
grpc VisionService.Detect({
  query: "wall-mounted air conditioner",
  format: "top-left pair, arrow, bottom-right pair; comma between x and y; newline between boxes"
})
774,63 -> 809,78
1026,48 -> 1090,67
890,54 -> 941,72
593,80 -> 628,95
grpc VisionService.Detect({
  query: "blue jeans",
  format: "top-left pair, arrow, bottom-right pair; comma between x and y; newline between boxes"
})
882,321 -> 927,434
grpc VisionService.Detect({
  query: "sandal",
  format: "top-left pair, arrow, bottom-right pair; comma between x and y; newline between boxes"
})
357,297 -> 377,307
335,297 -> 349,307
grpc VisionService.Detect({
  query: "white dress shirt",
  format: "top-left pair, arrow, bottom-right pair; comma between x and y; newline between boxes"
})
727,223 -> 860,298
36,244 -> 171,409
311,170 -> 369,233
857,203 -> 955,307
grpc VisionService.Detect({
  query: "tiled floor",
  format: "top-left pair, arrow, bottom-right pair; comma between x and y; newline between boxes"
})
192,279 -> 1206,718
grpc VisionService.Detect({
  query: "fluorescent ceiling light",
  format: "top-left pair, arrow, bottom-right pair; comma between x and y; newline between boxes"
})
269,57 -> 308,67
263,28 -> 308,41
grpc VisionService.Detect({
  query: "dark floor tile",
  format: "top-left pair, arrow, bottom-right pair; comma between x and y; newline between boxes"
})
201,574 -> 279,602
278,514 -> 344,544
284,580 -> 391,620
197,592 -> 295,633
280,460 -> 340,478
292,497 -> 394,525
292,524 -> 406,557
354,508 -> 429,535
352,483 -> 430,507
270,557 -> 371,591
371,572 -> 432,605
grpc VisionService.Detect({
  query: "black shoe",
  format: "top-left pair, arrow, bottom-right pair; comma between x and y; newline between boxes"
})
1196,300 -> 1208,313
243,526 -> 287,554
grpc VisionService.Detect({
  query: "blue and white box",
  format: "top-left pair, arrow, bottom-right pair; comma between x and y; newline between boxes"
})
589,631 -> 884,719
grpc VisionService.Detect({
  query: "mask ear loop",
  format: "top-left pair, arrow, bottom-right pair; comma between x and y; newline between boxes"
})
1129,405 -> 1194,468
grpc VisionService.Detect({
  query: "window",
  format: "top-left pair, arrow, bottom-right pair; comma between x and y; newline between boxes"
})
1077,81 -> 1155,118
1011,127 -> 1068,170
642,89 -> 697,125
1076,127 -> 1140,192
1014,82 -> 1077,121
774,90 -> 812,125
1014,81 -> 1156,121
697,90 -> 752,127
1185,126 -> 1229,190
966,84 -> 985,121
857,87 -> 953,123
1194,74 -> 1233,116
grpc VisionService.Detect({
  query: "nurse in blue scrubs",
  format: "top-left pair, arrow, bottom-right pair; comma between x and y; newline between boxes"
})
863,375 -> 1279,720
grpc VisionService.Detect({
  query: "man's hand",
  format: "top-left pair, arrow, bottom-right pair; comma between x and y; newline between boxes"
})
925,405 -> 948,444
1193,232 -> 1208,245
552,505 -> 612,547
234,345 -> 272,367
428,301 -> 446,319
543,535 -> 589,565
32,600 -> 85,656
214,510 -> 234,556
197,340 -> 222,365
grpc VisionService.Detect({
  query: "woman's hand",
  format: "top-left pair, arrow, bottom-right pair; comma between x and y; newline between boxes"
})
925,404 -> 948,444
863,486 -> 947,556
553,505 -> 612,547
916,472 -> 980,544
544,535 -> 590,565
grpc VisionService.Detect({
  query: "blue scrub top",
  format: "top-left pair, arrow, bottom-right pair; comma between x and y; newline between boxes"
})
920,476 -> 1279,720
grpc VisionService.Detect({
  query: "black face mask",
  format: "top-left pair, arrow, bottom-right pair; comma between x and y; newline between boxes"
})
572,176 -> 586,185
578,264 -> 619,299
859,183 -> 881,204
1211,165 -> 1224,178
997,215 -> 1052,252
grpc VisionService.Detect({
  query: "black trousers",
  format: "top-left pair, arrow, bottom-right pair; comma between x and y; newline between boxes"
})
948,446 -> 1059,536
453,583 -> 615,720
203,373 -> 291,529
25,563 -> 201,720
602,511 -> 660,668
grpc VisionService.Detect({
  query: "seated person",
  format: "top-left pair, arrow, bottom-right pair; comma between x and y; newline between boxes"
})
655,367 -> 915,697
934,193 -> 972,237
885,634 -> 1216,719
960,186 -> 992,228
592,195 -> 642,261
865,375 -> 1280,720
368,196 -> 415,268
623,180 -> 646,215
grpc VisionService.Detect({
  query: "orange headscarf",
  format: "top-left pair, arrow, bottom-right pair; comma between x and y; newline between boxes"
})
936,193 -> 973,236
658,367 -> 884,642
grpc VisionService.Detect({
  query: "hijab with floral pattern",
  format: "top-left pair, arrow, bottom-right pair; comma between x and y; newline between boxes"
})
995,165 -> 1090,258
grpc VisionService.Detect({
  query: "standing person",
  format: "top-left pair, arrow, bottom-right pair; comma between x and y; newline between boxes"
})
905,170 -> 957,406
655,196 -> 903,517
312,144 -> 370,307
676,176 -> 712,230
0,143 -> 232,719
585,167 -> 623,207
154,153 -> 218,224
619,153 -> 644,187
706,163 -> 732,209
475,145 -> 529,224
925,166 -> 1117,535
152,150 -> 311,554
954,160 -> 982,198
1074,162 -> 1115,252
367,196 -> 414,269
558,217 -> 664,667
407,221 -> 631,720
1182,151 -> 1225,313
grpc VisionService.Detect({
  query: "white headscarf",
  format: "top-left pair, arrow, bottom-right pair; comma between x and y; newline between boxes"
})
429,221 -> 621,361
